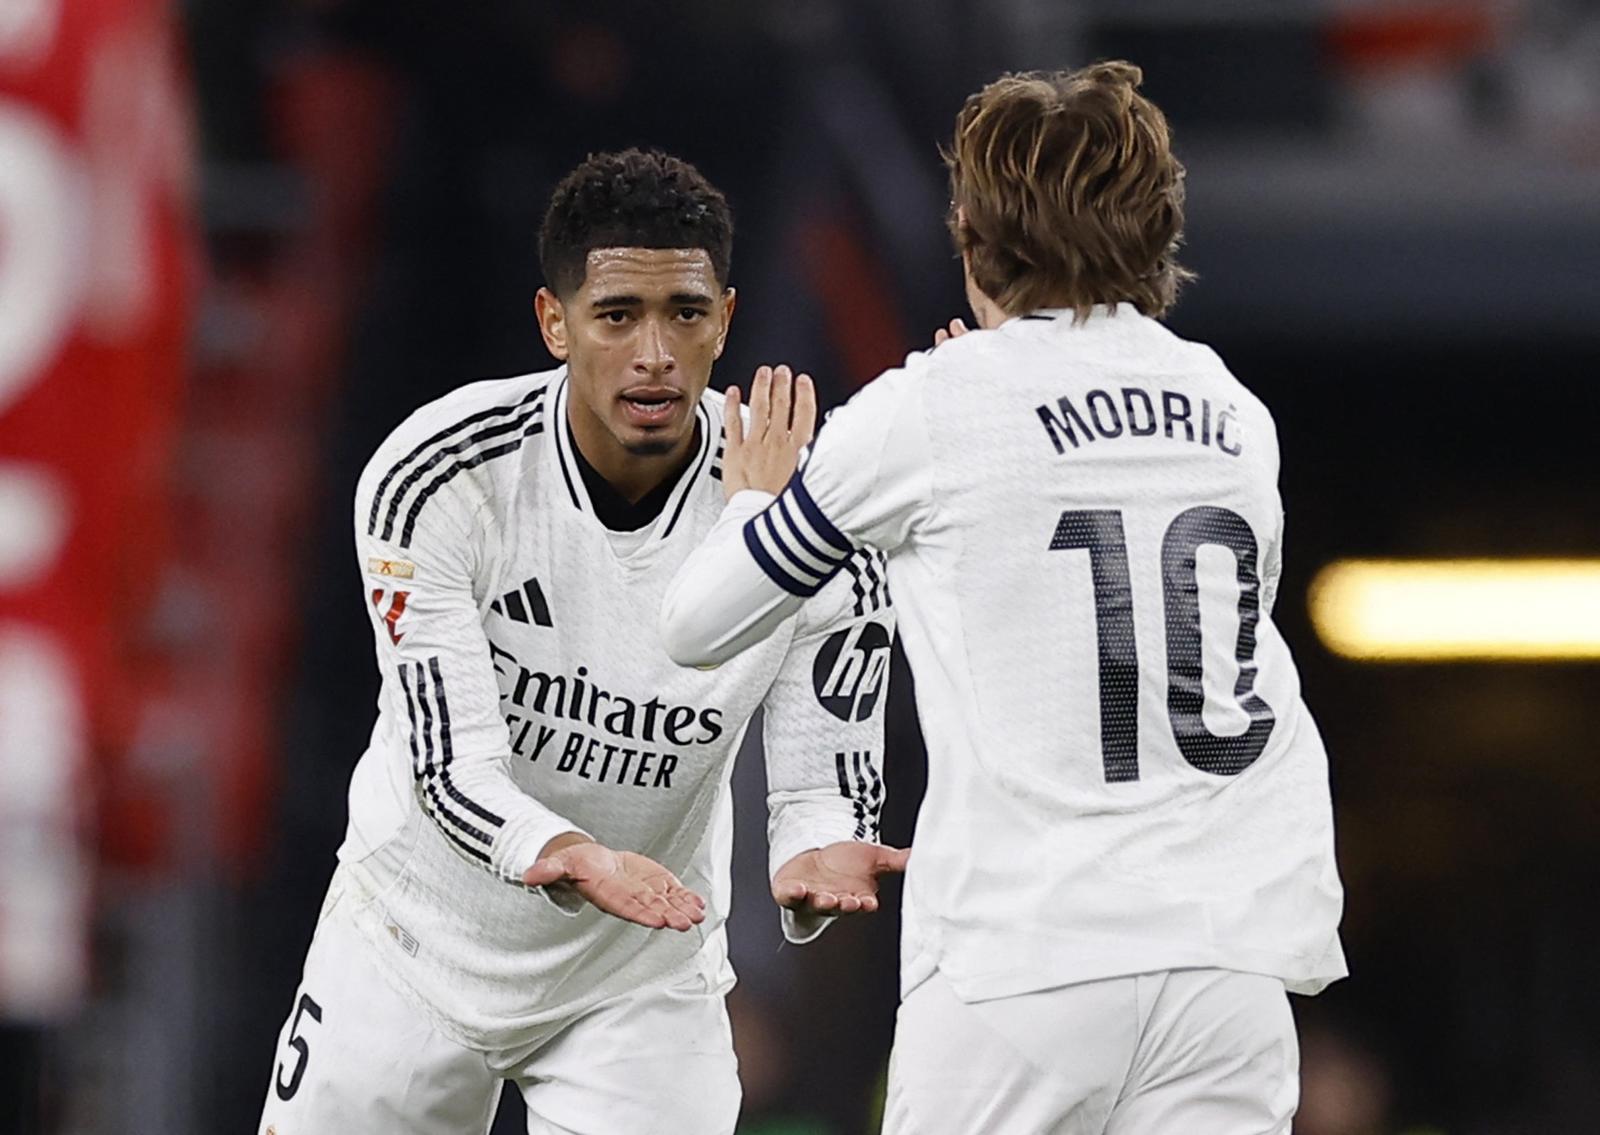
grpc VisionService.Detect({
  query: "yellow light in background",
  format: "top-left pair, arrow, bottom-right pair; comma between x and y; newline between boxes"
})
1308,559 -> 1600,661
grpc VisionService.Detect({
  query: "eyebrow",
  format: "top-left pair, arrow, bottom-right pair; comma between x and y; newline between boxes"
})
589,292 -> 717,310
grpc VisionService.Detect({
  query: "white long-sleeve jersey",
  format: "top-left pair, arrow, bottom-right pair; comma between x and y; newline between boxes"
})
340,367 -> 893,1050
662,305 -> 1346,1003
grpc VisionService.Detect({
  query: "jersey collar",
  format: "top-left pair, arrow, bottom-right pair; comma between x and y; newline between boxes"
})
548,373 -> 718,546
1008,301 -> 1140,325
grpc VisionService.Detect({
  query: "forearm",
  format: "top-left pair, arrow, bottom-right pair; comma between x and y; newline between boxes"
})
393,652 -> 587,887
410,735 -> 587,882
660,490 -> 806,667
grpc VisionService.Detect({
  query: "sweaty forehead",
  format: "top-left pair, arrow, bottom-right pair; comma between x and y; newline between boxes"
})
581,247 -> 719,295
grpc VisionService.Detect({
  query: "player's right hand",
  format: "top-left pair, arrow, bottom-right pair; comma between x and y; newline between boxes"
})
772,840 -> 910,916
932,318 -> 969,347
523,839 -> 707,932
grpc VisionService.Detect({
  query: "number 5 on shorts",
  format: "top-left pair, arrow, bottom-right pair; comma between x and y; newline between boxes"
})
274,992 -> 323,1101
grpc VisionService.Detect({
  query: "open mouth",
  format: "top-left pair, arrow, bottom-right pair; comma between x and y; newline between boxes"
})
619,387 -> 684,428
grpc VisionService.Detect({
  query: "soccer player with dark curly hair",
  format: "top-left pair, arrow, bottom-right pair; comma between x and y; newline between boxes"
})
663,64 -> 1347,1134
258,149 -> 906,1134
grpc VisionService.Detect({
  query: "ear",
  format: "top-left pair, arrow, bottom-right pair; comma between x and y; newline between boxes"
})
712,287 -> 737,360
535,288 -> 569,360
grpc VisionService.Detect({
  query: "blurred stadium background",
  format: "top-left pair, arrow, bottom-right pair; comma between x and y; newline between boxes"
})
2,1 -> 1599,1132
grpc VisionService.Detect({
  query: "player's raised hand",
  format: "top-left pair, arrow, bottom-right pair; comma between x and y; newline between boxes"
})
722,364 -> 816,500
932,318 -> 969,347
523,839 -> 706,932
772,840 -> 910,917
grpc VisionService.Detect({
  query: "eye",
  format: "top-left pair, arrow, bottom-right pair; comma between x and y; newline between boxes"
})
601,310 -> 630,325
678,307 -> 707,322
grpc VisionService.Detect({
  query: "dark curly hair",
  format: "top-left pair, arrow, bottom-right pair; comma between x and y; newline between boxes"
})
539,149 -> 734,298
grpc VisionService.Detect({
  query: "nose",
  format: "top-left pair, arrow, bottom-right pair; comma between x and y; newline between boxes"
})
634,317 -> 676,378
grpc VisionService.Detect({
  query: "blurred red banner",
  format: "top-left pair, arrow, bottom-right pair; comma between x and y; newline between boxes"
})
0,0 -> 194,1019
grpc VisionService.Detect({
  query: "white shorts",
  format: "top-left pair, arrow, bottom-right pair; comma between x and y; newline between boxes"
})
883,968 -> 1298,1135
257,873 -> 740,1135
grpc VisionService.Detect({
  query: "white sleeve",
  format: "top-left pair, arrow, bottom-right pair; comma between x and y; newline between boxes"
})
356,455 -> 588,896
660,358 -> 933,667
761,555 -> 895,944
1261,507 -> 1284,617
1259,412 -> 1285,617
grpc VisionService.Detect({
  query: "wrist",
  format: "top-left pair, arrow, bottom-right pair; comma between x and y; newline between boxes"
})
774,845 -> 820,876
538,831 -> 592,860
725,488 -> 777,514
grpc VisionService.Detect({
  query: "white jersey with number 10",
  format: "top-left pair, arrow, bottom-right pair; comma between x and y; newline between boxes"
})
671,304 -> 1345,1003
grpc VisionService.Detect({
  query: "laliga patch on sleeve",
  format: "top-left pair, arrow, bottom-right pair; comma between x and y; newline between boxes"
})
368,557 -> 416,579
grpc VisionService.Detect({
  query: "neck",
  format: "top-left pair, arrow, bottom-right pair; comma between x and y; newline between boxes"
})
565,400 -> 698,503
973,297 -> 1008,330
963,273 -> 1009,330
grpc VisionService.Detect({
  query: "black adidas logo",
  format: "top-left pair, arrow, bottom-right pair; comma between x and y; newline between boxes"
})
491,578 -> 553,627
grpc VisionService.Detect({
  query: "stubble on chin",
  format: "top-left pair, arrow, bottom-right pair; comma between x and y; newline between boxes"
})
623,436 -> 677,457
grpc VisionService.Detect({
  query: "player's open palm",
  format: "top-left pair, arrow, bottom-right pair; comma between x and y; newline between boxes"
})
722,364 -> 816,500
524,841 -> 706,932
772,840 -> 910,916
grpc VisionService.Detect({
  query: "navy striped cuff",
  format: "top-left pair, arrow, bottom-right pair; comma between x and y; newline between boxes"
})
743,473 -> 856,597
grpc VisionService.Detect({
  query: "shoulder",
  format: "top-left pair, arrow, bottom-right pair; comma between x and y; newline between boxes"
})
800,354 -> 940,520
1154,325 -> 1280,465
877,346 -> 940,390
923,325 -> 1003,371
358,367 -> 560,546
870,330 -> 1031,412
817,350 -> 933,439
920,318 -> 1067,379
1169,330 -> 1277,430
361,368 -> 558,489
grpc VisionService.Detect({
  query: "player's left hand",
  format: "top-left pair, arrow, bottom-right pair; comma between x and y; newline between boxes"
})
772,840 -> 910,916
932,317 -> 969,347
523,841 -> 707,932
722,364 -> 816,501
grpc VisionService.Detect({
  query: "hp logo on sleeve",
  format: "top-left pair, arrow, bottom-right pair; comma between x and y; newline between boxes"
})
812,621 -> 893,722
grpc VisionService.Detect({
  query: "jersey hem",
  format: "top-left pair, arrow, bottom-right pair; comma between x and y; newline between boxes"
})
334,861 -> 726,1052
909,934 -> 1347,1003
